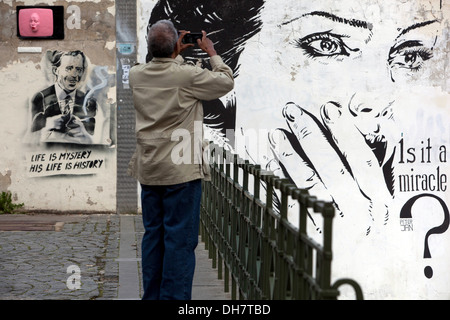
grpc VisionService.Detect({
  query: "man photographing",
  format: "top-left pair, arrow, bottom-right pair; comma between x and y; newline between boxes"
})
127,20 -> 234,300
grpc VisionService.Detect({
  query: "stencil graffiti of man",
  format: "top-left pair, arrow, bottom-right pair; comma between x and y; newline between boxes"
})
29,50 -> 97,144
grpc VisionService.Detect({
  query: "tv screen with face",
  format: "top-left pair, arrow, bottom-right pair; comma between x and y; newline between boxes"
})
16,6 -> 64,40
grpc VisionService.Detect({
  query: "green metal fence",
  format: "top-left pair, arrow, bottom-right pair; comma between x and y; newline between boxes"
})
200,143 -> 364,300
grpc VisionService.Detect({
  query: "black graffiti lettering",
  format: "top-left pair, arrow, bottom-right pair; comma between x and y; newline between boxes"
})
59,151 -> 92,161
72,160 -> 104,169
46,162 -> 62,171
29,164 -> 43,173
399,138 -> 433,164
398,166 -> 447,192
31,154 -> 46,162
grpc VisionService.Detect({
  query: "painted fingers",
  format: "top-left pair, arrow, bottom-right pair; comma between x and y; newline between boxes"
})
270,102 -> 393,235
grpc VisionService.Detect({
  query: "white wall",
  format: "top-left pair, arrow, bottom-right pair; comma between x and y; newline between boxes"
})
137,0 -> 449,299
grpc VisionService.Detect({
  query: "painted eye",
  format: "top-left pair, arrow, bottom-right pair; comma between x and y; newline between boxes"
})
405,52 -> 417,64
388,40 -> 433,72
294,32 -> 359,59
312,37 -> 340,55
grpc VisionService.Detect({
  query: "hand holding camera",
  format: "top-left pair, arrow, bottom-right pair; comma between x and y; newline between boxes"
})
178,30 -> 217,57
181,32 -> 203,44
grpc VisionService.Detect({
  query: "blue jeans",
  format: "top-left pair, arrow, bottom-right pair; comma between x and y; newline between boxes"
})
140,179 -> 201,300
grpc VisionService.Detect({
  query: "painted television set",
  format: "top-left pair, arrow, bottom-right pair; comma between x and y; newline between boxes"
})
16,6 -> 64,40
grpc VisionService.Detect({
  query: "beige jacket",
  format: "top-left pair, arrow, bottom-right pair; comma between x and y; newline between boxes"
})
127,55 -> 234,185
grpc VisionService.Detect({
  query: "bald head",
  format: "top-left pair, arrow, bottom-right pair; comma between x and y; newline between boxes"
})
147,20 -> 178,58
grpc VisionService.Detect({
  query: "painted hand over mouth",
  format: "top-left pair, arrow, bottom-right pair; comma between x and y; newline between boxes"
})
268,101 -> 395,235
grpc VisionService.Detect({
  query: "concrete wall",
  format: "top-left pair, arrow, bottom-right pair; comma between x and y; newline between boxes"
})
137,0 -> 449,299
0,0 -> 117,212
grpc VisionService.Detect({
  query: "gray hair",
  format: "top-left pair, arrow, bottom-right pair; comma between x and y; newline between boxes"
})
147,19 -> 178,58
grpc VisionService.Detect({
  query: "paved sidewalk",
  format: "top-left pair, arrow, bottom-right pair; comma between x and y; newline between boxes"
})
0,213 -> 230,300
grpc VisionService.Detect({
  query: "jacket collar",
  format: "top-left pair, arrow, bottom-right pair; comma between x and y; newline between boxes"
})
151,55 -> 184,64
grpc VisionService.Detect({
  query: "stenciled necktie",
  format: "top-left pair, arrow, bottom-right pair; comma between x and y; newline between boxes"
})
63,95 -> 72,115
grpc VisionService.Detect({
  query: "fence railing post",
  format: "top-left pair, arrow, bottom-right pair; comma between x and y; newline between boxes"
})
200,142 -> 363,300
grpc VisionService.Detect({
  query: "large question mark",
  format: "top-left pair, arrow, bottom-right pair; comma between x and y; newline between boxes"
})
400,193 -> 449,279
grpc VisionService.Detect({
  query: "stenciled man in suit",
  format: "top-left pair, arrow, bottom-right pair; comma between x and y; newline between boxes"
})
30,50 -> 97,144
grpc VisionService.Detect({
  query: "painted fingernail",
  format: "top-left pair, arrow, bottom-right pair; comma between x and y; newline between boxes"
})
268,129 -> 282,148
282,102 -> 302,122
266,158 -> 281,172
321,102 -> 342,123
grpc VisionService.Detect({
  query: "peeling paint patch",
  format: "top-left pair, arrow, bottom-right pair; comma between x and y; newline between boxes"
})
107,5 -> 115,16
105,41 -> 116,51
96,186 -> 103,193
86,197 -> 97,206
0,170 -> 12,192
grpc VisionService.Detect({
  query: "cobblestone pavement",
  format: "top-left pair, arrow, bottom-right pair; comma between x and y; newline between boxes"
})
0,213 -> 230,300
0,214 -> 121,300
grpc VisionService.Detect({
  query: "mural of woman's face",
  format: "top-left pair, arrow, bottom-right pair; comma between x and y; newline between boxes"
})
55,54 -> 85,92
235,0 -> 443,231
239,0 -> 440,132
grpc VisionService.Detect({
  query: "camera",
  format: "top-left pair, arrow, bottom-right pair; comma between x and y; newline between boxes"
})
181,32 -> 203,44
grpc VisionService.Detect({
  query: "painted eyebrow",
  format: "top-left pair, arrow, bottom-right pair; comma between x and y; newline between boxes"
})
280,11 -> 373,31
396,20 -> 439,39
